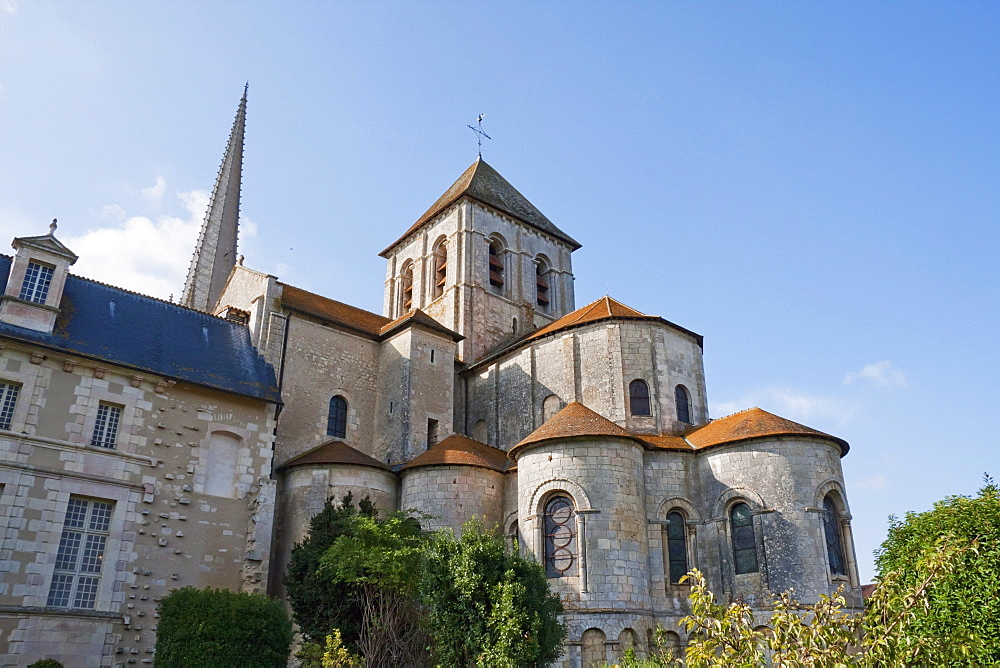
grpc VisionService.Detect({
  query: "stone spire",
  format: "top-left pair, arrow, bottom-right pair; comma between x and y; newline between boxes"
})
181,85 -> 247,312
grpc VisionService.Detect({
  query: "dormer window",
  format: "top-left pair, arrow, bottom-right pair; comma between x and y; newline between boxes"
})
20,261 -> 55,304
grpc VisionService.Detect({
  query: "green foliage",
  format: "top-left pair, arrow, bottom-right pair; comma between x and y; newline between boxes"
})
284,493 -> 376,645
874,475 -> 1000,663
26,660 -> 63,668
298,630 -> 364,668
154,586 -> 292,668
420,518 -> 566,667
320,510 -> 425,594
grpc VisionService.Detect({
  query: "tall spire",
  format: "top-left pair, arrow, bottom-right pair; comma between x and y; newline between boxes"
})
181,84 -> 247,312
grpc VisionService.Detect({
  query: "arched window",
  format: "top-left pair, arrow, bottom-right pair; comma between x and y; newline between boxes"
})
675,384 -> 691,424
535,256 -> 550,310
730,502 -> 759,574
508,520 -> 519,553
542,394 -> 561,423
665,511 -> 689,584
327,395 -> 347,439
543,495 -> 576,577
629,379 -> 651,416
400,263 -> 414,312
581,628 -> 606,667
488,238 -> 505,290
432,239 -> 447,300
472,419 -> 488,444
823,495 -> 847,575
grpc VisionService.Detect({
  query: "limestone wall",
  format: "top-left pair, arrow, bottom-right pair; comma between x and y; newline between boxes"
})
0,342 -> 277,665
399,465 -> 504,535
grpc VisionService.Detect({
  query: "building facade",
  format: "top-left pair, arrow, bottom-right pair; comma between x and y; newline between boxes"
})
1,92 -> 860,667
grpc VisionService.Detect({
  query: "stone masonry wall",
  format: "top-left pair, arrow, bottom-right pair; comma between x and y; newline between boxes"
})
400,465 -> 503,535
0,342 -> 276,666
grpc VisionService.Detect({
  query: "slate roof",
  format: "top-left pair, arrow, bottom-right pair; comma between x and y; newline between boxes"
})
401,434 -> 510,472
277,440 -> 390,471
380,158 -> 581,257
684,407 -> 849,455
0,256 -> 279,403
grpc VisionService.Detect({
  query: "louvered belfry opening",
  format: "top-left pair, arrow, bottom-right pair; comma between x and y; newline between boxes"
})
401,264 -> 414,311
488,240 -> 504,288
433,241 -> 447,300
535,261 -> 550,308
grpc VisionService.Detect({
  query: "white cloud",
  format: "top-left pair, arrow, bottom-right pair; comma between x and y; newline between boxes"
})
141,176 -> 167,204
62,188 -> 209,300
712,387 -> 855,426
853,474 -> 888,491
0,1 -> 18,16
843,361 -> 907,388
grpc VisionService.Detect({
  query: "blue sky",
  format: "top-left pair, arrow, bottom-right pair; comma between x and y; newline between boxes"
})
1,1 -> 997,583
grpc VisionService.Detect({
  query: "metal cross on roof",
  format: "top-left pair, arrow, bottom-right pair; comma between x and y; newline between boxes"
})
467,114 -> 492,158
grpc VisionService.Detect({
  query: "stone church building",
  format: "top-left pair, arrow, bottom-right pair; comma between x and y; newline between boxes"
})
0,91 -> 861,666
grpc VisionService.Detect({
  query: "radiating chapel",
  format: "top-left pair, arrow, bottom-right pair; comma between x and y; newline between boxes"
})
0,91 -> 861,667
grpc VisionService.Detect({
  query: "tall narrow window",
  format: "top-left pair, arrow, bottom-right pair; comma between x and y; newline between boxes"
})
542,394 -> 561,423
629,379 -> 651,416
432,240 -> 447,300
327,395 -> 347,439
47,497 -> 113,609
19,261 -> 55,304
730,502 -> 759,574
535,258 -> 550,310
543,495 -> 576,577
0,382 -> 21,430
665,511 -> 689,584
427,418 -> 438,449
823,495 -> 847,575
401,264 -> 414,312
675,385 -> 691,424
90,402 -> 122,449
488,239 -> 505,289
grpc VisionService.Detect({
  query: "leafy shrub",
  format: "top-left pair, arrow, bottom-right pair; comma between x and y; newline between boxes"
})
155,586 -> 293,667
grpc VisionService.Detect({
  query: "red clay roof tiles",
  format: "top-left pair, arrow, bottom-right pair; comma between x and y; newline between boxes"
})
401,434 -> 511,472
684,407 -> 849,454
277,440 -> 390,471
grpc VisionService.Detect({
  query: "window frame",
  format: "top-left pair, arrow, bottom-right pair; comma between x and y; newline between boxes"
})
675,384 -> 691,424
19,260 -> 56,304
0,381 -> 21,431
729,502 -> 760,575
90,402 -> 123,449
629,379 -> 652,417
432,239 -> 447,300
543,494 -> 577,578
822,494 -> 848,576
665,510 -> 689,584
46,496 -> 114,610
327,395 -> 348,439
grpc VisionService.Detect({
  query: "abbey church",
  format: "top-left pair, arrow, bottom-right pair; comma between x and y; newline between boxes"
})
0,91 -> 861,667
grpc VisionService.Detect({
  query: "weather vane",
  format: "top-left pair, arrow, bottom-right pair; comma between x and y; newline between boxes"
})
467,114 -> 492,158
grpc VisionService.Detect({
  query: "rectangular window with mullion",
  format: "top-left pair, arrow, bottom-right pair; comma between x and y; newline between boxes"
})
91,402 -> 122,449
0,382 -> 20,430
47,497 -> 113,609
19,261 -> 55,304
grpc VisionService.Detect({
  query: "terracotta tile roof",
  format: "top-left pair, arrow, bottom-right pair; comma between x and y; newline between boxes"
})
277,440 -> 391,471
378,309 -> 463,341
638,434 -> 694,451
523,296 -> 649,343
860,584 -> 876,600
401,434 -> 511,472
510,402 -> 641,458
684,408 -> 849,455
380,158 -> 581,257
280,283 -> 390,338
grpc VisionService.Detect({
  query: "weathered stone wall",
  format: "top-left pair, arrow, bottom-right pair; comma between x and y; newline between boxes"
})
275,316 -> 381,466
399,465 -> 503,535
0,342 -> 276,665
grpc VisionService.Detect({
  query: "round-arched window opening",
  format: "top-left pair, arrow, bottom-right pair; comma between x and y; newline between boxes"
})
543,495 -> 576,577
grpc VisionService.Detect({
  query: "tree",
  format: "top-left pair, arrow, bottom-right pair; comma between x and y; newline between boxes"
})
155,587 -> 293,668
320,510 -> 431,666
284,493 -> 376,646
420,518 -> 566,667
874,475 -> 1000,663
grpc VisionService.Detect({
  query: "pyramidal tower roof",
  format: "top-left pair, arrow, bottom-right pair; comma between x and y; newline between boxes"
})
181,85 -> 247,312
380,158 -> 581,257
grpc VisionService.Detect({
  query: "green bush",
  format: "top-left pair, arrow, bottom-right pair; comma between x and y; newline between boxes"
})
155,586 -> 293,668
27,660 -> 63,668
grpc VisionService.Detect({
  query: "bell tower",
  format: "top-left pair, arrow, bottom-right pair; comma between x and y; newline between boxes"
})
380,159 -> 580,363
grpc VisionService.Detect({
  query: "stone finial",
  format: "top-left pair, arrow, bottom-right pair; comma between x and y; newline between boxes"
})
49,218 -> 58,234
